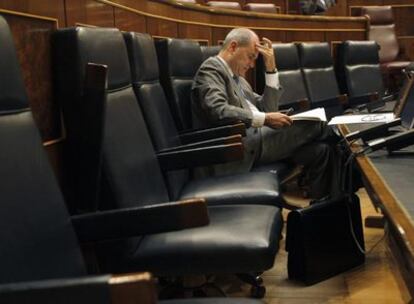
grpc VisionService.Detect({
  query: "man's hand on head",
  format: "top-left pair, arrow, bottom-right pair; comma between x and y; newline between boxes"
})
256,37 -> 276,72
264,112 -> 292,129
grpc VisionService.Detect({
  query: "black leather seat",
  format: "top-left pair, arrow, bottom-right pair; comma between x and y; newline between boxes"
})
297,42 -> 345,119
0,14 -> 249,304
123,31 -> 285,207
256,43 -> 309,112
156,37 -> 204,131
53,26 -> 283,297
336,40 -> 390,110
201,45 -> 221,62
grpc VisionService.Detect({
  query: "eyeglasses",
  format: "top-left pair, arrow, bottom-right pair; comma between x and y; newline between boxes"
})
361,114 -> 387,122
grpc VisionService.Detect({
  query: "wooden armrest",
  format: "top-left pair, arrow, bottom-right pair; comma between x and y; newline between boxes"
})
157,143 -> 244,171
159,134 -> 242,153
180,123 -> 246,144
337,94 -> 348,105
72,198 -> 209,242
110,272 -> 156,304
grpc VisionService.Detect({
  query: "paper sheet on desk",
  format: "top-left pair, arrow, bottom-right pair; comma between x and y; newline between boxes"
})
328,113 -> 395,125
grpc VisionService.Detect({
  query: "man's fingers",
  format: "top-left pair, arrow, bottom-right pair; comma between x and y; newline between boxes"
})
262,37 -> 272,48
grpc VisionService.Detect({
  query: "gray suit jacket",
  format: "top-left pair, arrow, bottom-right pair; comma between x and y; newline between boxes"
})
191,56 -> 284,174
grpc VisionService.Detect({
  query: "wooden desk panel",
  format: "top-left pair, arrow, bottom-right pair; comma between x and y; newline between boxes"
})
339,124 -> 414,296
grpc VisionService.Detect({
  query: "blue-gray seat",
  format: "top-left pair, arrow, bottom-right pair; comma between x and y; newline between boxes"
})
53,26 -> 283,297
0,14 -> 251,304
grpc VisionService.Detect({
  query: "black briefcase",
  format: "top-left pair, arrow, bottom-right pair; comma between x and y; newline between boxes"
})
286,194 -> 365,285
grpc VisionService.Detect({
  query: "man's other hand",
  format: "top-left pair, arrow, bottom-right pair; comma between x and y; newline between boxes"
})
256,37 -> 276,72
264,112 -> 292,129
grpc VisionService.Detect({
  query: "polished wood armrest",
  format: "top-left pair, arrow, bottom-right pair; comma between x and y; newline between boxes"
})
179,122 -> 246,144
72,198 -> 209,242
110,272 -> 157,304
157,143 -> 244,170
158,134 -> 242,153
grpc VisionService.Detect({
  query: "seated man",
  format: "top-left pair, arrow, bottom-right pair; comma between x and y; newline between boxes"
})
191,27 -> 341,199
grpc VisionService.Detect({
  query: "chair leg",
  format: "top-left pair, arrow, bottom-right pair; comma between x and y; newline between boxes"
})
236,273 -> 266,298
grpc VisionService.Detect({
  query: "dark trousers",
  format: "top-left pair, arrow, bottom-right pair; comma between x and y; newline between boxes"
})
258,121 -> 342,199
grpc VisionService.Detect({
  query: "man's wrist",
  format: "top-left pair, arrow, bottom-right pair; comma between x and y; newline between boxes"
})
265,68 -> 278,74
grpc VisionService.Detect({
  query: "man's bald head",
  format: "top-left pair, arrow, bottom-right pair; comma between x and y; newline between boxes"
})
221,28 -> 259,49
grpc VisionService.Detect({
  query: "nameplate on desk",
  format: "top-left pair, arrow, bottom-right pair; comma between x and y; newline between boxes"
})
328,113 -> 395,125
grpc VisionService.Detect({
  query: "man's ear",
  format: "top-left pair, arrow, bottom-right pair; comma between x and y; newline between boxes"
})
229,41 -> 238,53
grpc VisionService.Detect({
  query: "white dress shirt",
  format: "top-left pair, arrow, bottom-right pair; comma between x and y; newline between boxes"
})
217,55 -> 280,127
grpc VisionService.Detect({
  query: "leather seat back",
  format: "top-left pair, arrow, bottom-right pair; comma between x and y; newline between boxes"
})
274,43 -> 308,107
297,42 -> 340,103
155,38 -> 204,131
54,27 -> 171,210
362,6 -> 399,63
124,32 -> 190,199
0,15 -> 86,284
336,40 -> 385,98
201,45 -> 221,62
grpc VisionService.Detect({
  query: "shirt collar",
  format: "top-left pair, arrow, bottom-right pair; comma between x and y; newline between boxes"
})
217,55 -> 235,78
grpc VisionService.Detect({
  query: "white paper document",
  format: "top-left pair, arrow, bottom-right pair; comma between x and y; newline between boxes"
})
328,113 -> 395,125
291,107 -> 327,122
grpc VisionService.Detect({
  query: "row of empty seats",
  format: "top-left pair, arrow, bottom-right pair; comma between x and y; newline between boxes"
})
177,0 -> 281,14
255,40 -> 390,120
53,25 -> 290,297
0,15 -> 284,302
0,10 -> 396,302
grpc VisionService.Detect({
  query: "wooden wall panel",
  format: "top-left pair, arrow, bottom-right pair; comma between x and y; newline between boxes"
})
66,0 -> 115,27
286,31 -> 325,42
147,17 -> 178,37
325,30 -> 365,44
0,11 -> 61,142
393,6 -> 414,36
114,7 -> 146,32
0,0 -> 65,25
178,23 -> 211,43
325,1 -> 347,16
211,27 -> 229,45
254,29 -> 285,43
398,37 -> 414,60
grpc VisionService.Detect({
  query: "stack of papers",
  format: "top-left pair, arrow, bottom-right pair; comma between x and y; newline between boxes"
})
291,107 -> 327,122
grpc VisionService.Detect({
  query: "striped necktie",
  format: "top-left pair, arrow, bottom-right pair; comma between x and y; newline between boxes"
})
232,75 -> 250,110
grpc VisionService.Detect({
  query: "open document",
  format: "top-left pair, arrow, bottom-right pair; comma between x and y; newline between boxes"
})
328,113 -> 395,125
290,107 -> 327,122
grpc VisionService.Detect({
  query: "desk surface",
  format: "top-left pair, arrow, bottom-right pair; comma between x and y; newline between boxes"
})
369,149 -> 414,222
340,119 -> 414,291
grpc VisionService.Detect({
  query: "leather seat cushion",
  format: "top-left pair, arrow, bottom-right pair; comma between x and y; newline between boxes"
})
131,205 -> 283,275
162,298 -> 263,304
179,172 -> 283,206
252,161 -> 294,181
